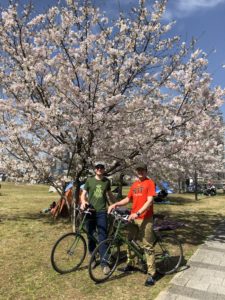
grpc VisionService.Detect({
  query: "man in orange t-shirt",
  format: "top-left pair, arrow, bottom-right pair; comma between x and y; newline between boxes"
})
108,163 -> 156,286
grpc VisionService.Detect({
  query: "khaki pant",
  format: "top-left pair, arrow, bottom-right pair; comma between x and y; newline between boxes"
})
126,217 -> 156,276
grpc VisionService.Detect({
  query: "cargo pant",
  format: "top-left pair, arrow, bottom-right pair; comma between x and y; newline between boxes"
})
127,216 -> 156,276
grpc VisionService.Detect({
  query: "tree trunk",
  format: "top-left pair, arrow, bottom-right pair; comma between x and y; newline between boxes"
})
116,173 -> 124,200
194,169 -> 198,201
72,177 -> 81,232
178,177 -> 181,194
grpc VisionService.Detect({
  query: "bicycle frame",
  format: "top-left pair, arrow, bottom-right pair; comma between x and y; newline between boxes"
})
110,216 -> 166,262
75,210 -> 98,244
111,218 -> 146,262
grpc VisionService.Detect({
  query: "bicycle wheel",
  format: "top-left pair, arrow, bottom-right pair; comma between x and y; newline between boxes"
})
51,232 -> 87,274
89,238 -> 120,283
154,234 -> 183,275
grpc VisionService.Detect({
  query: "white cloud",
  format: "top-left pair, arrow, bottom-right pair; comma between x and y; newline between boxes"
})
177,0 -> 225,12
165,0 -> 225,19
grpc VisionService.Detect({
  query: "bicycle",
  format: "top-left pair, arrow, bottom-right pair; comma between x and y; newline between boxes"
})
88,208 -> 183,283
51,205 -> 98,274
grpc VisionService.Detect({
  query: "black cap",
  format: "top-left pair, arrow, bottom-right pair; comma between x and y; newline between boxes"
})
135,163 -> 147,171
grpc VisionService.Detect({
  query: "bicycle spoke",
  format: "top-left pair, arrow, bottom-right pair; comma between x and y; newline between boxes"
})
155,234 -> 183,275
51,233 -> 86,274
89,239 -> 120,283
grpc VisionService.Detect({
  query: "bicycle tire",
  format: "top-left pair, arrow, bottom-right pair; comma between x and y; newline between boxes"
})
51,232 -> 87,274
88,238 -> 120,283
154,234 -> 183,275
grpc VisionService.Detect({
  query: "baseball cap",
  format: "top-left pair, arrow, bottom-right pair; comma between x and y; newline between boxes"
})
135,163 -> 147,171
94,162 -> 105,169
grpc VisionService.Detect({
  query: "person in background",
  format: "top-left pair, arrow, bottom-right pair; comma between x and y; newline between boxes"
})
108,163 -> 157,286
80,162 -> 115,274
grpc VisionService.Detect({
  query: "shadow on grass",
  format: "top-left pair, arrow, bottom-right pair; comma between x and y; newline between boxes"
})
94,266 -> 169,285
1,209 -> 225,248
94,272 -> 132,285
0,212 -> 71,226
164,193 -> 220,205
159,211 -> 225,246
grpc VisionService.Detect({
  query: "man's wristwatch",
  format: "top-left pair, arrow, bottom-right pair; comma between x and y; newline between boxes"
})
136,211 -> 141,217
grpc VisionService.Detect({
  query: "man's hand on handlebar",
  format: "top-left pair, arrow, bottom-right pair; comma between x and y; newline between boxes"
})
108,204 -> 117,214
80,201 -> 89,210
128,213 -> 138,221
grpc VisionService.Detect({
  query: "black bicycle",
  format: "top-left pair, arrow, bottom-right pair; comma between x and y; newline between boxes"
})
89,208 -> 183,283
51,205 -> 97,274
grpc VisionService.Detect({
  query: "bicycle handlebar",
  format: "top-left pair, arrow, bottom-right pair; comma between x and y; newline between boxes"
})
75,205 -> 95,215
109,209 -> 130,223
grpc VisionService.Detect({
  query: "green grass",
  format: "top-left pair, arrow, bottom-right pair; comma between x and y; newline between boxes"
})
0,182 -> 225,299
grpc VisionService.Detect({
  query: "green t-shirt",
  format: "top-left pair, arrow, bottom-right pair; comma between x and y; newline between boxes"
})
84,176 -> 111,212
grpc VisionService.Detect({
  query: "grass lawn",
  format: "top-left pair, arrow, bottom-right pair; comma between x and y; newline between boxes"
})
0,182 -> 225,300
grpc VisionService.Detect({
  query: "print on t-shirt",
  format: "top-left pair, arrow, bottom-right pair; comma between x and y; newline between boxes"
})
133,186 -> 144,195
93,184 -> 103,200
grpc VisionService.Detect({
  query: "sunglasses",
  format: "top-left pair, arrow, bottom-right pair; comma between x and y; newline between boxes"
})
95,165 -> 105,169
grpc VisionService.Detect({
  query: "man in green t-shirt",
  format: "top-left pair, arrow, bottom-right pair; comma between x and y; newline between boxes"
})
80,162 -> 115,274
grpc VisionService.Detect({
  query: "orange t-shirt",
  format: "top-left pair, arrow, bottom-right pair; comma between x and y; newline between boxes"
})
128,178 -> 156,219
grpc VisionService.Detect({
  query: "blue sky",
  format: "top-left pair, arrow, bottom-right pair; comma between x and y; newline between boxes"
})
1,0 -> 225,115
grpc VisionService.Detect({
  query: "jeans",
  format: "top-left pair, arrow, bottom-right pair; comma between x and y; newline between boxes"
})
86,211 -> 108,265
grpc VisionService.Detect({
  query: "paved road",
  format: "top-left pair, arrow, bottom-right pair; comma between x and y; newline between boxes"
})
155,221 -> 225,300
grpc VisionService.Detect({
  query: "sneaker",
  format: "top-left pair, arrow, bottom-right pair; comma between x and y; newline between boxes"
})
118,264 -> 136,273
144,275 -> 155,287
102,265 -> 111,275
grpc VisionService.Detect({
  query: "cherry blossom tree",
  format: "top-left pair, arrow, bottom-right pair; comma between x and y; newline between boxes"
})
152,110 -> 224,194
0,0 -> 224,192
